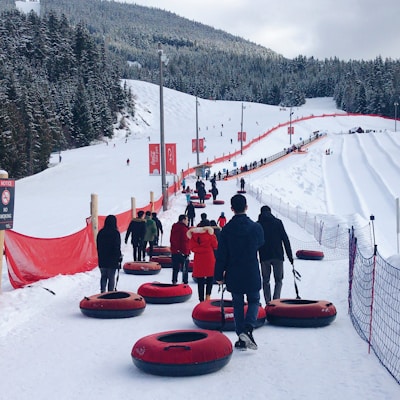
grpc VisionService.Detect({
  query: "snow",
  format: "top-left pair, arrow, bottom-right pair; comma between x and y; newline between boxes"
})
1,80 -> 399,399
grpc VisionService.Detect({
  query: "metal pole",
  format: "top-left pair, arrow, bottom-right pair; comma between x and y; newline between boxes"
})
240,102 -> 244,155
158,43 -> 167,211
289,108 -> 292,146
195,96 -> 199,165
394,102 -> 398,132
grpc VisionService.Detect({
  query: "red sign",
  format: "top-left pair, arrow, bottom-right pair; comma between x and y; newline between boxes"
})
165,143 -> 177,175
149,143 -> 160,175
288,126 -> 294,134
192,138 -> 205,153
238,132 -> 247,141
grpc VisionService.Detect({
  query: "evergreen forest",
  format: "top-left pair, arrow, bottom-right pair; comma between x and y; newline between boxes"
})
0,0 -> 399,179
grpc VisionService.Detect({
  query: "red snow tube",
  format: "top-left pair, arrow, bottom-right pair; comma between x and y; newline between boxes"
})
192,202 -> 206,208
192,299 -> 266,331
79,291 -> 146,319
296,250 -> 324,260
213,200 -> 225,205
150,255 -> 172,268
131,329 -> 232,376
147,246 -> 171,256
123,261 -> 161,275
265,298 -> 337,327
138,282 -> 192,304
190,195 -> 199,200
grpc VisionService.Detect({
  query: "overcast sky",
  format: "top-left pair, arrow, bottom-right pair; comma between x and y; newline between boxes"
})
116,0 -> 399,61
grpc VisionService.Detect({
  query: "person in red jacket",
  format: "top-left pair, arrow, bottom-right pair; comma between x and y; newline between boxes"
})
187,223 -> 218,302
217,212 -> 227,228
170,214 -> 190,284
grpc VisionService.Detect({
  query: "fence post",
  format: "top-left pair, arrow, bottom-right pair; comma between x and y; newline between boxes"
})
0,170 -> 9,293
90,193 -> 98,242
131,197 -> 136,219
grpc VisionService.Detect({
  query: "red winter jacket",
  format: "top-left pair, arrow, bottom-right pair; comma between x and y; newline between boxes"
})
170,221 -> 190,256
187,226 -> 218,278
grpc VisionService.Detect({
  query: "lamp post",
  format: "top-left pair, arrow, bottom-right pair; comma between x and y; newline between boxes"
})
395,102 -> 399,132
158,43 -> 168,211
240,102 -> 244,155
195,96 -> 200,165
289,106 -> 294,146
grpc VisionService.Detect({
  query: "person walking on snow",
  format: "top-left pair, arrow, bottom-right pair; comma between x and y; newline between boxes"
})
240,177 -> 245,191
215,194 -> 264,351
187,223 -> 218,302
257,205 -> 294,304
170,215 -> 190,284
152,212 -> 163,245
217,212 -> 227,228
125,210 -> 146,261
97,215 -> 122,293
185,201 -> 196,227
143,211 -> 157,259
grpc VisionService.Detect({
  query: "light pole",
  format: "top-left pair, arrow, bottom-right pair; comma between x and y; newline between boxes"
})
158,43 -> 168,211
240,102 -> 244,155
395,102 -> 399,132
195,96 -> 200,165
289,106 -> 294,146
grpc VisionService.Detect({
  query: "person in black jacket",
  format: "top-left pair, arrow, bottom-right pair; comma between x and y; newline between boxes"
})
152,212 -> 164,245
257,205 -> 294,304
124,210 -> 146,261
185,201 -> 196,227
96,215 -> 122,293
215,194 -> 264,351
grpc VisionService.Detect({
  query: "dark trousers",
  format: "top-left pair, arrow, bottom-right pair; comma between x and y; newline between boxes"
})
100,268 -> 117,292
171,254 -> 189,284
231,291 -> 260,336
196,276 -> 214,301
143,241 -> 153,259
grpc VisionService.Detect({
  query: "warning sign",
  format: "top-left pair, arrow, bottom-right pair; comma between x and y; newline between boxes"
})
0,179 -> 15,230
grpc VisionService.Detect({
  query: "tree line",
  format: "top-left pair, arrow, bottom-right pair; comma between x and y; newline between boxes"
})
0,9 -> 131,178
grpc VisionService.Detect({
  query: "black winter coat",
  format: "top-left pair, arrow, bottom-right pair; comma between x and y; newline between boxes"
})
257,211 -> 293,263
214,214 -> 264,293
97,215 -> 122,269
125,218 -> 146,246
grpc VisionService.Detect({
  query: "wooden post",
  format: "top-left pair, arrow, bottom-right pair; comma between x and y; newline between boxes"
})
90,193 -> 98,242
150,191 -> 155,212
0,170 -> 9,293
131,197 -> 136,219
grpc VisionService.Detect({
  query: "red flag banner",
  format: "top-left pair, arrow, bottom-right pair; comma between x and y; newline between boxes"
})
165,143 -> 177,175
237,132 -> 247,142
199,138 -> 205,152
192,138 -> 205,153
149,143 -> 160,175
288,126 -> 294,134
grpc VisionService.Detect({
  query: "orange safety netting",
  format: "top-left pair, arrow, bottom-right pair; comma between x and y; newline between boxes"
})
3,195 -> 165,289
5,225 -> 98,289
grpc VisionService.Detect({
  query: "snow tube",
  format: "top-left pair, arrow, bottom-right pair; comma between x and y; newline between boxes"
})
190,195 -> 199,200
296,250 -> 324,260
123,261 -> 161,275
131,329 -> 232,376
192,299 -> 266,331
150,255 -> 172,268
237,190 -> 246,194
265,298 -> 337,327
213,200 -> 225,205
137,282 -> 192,304
79,291 -> 146,319
192,202 -> 206,208
147,246 -> 171,256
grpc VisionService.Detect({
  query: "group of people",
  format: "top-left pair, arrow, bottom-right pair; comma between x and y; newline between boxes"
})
96,193 -> 293,353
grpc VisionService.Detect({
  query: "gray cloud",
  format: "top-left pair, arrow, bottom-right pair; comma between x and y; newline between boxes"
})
118,0 -> 399,60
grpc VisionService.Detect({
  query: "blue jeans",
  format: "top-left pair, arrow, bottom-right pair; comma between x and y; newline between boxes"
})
231,291 -> 260,336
